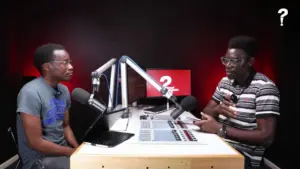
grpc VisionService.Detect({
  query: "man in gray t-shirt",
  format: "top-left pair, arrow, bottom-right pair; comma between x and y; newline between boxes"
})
16,43 -> 78,169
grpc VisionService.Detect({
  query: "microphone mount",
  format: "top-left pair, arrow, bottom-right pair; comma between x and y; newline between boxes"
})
88,93 -> 107,113
91,58 -> 117,111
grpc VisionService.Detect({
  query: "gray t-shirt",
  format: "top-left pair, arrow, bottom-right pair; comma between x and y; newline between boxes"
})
16,77 -> 71,169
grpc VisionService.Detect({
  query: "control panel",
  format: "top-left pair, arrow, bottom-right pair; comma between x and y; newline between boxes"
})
139,115 -> 198,142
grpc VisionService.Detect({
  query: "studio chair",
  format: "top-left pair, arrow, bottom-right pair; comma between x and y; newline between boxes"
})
7,127 -> 22,169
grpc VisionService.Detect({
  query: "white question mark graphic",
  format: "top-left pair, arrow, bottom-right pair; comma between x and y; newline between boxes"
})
160,76 -> 172,87
278,8 -> 288,26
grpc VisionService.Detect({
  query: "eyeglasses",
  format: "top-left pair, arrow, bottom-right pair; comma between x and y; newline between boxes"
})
51,60 -> 72,66
220,56 -> 243,67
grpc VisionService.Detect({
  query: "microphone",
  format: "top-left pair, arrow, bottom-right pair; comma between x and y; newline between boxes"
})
220,92 -> 238,103
71,88 -> 107,113
170,95 -> 198,120
54,91 -> 62,97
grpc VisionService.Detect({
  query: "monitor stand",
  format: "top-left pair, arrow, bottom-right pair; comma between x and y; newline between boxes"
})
164,97 -> 174,111
121,108 -> 130,118
166,99 -> 170,110
143,98 -> 174,114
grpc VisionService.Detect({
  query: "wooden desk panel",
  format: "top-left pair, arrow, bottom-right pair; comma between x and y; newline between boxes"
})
71,155 -> 243,169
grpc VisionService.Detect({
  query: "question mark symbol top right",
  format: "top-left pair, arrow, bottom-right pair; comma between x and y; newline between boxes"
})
278,8 -> 288,26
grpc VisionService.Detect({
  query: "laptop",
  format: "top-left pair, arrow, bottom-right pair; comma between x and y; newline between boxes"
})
80,108 -> 135,147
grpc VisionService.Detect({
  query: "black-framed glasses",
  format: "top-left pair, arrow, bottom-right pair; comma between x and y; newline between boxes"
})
220,56 -> 243,67
51,60 -> 73,66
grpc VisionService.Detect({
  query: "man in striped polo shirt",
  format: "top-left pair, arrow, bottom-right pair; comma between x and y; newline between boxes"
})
194,35 -> 280,169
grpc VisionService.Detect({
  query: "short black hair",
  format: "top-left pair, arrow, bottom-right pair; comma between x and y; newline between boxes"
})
228,35 -> 257,57
34,43 -> 65,73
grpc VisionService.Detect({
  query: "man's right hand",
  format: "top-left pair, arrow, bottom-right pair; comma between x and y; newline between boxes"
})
218,100 -> 238,118
67,147 -> 76,156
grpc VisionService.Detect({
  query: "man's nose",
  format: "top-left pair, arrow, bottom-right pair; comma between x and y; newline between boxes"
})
68,63 -> 73,70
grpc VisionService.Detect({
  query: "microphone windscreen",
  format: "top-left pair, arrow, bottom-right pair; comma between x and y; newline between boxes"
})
71,88 -> 91,105
180,95 -> 198,111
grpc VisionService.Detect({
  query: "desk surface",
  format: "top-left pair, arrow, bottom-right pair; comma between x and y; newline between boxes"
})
71,107 -> 244,169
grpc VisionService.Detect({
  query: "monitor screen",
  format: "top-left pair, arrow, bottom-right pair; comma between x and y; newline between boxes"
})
146,69 -> 191,97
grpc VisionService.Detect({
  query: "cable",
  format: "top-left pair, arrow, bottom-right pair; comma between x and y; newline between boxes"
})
124,111 -> 132,131
100,73 -> 113,104
115,59 -> 121,107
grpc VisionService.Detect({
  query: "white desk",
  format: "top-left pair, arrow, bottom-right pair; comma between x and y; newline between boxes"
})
71,107 -> 244,169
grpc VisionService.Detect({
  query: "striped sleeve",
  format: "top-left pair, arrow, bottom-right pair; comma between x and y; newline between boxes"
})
212,80 -> 224,103
255,84 -> 280,117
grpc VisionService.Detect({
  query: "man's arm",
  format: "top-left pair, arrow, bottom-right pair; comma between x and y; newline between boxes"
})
203,100 -> 220,118
228,83 -> 280,147
21,112 -> 75,156
198,84 -> 280,147
63,109 -> 79,148
203,100 -> 237,118
196,113 -> 277,147
225,116 -> 277,147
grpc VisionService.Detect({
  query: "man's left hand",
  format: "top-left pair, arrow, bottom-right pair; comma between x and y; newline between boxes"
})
194,112 -> 222,134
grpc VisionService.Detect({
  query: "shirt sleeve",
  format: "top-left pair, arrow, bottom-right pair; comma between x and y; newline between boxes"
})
212,80 -> 224,103
16,87 -> 41,116
255,83 -> 280,118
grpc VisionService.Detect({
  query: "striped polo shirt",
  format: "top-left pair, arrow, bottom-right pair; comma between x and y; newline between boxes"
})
212,69 -> 280,168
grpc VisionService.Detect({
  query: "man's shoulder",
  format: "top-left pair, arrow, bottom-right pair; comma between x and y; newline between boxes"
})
253,72 -> 277,86
19,77 -> 43,94
253,72 -> 279,93
218,76 -> 233,86
57,83 -> 70,94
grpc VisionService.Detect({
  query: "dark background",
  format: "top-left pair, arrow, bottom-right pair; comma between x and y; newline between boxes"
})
2,1 -> 297,168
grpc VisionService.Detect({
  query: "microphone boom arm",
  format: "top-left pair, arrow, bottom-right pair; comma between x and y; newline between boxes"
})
119,55 -> 178,110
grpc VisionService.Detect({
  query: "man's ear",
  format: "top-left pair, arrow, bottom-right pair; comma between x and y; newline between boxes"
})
248,57 -> 255,67
43,63 -> 51,72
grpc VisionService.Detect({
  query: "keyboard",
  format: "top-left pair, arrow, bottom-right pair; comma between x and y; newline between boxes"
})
140,114 -> 174,120
144,104 -> 175,113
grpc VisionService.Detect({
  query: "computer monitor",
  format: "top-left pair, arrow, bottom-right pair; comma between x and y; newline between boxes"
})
146,69 -> 191,98
127,67 -> 146,103
79,108 -> 123,140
